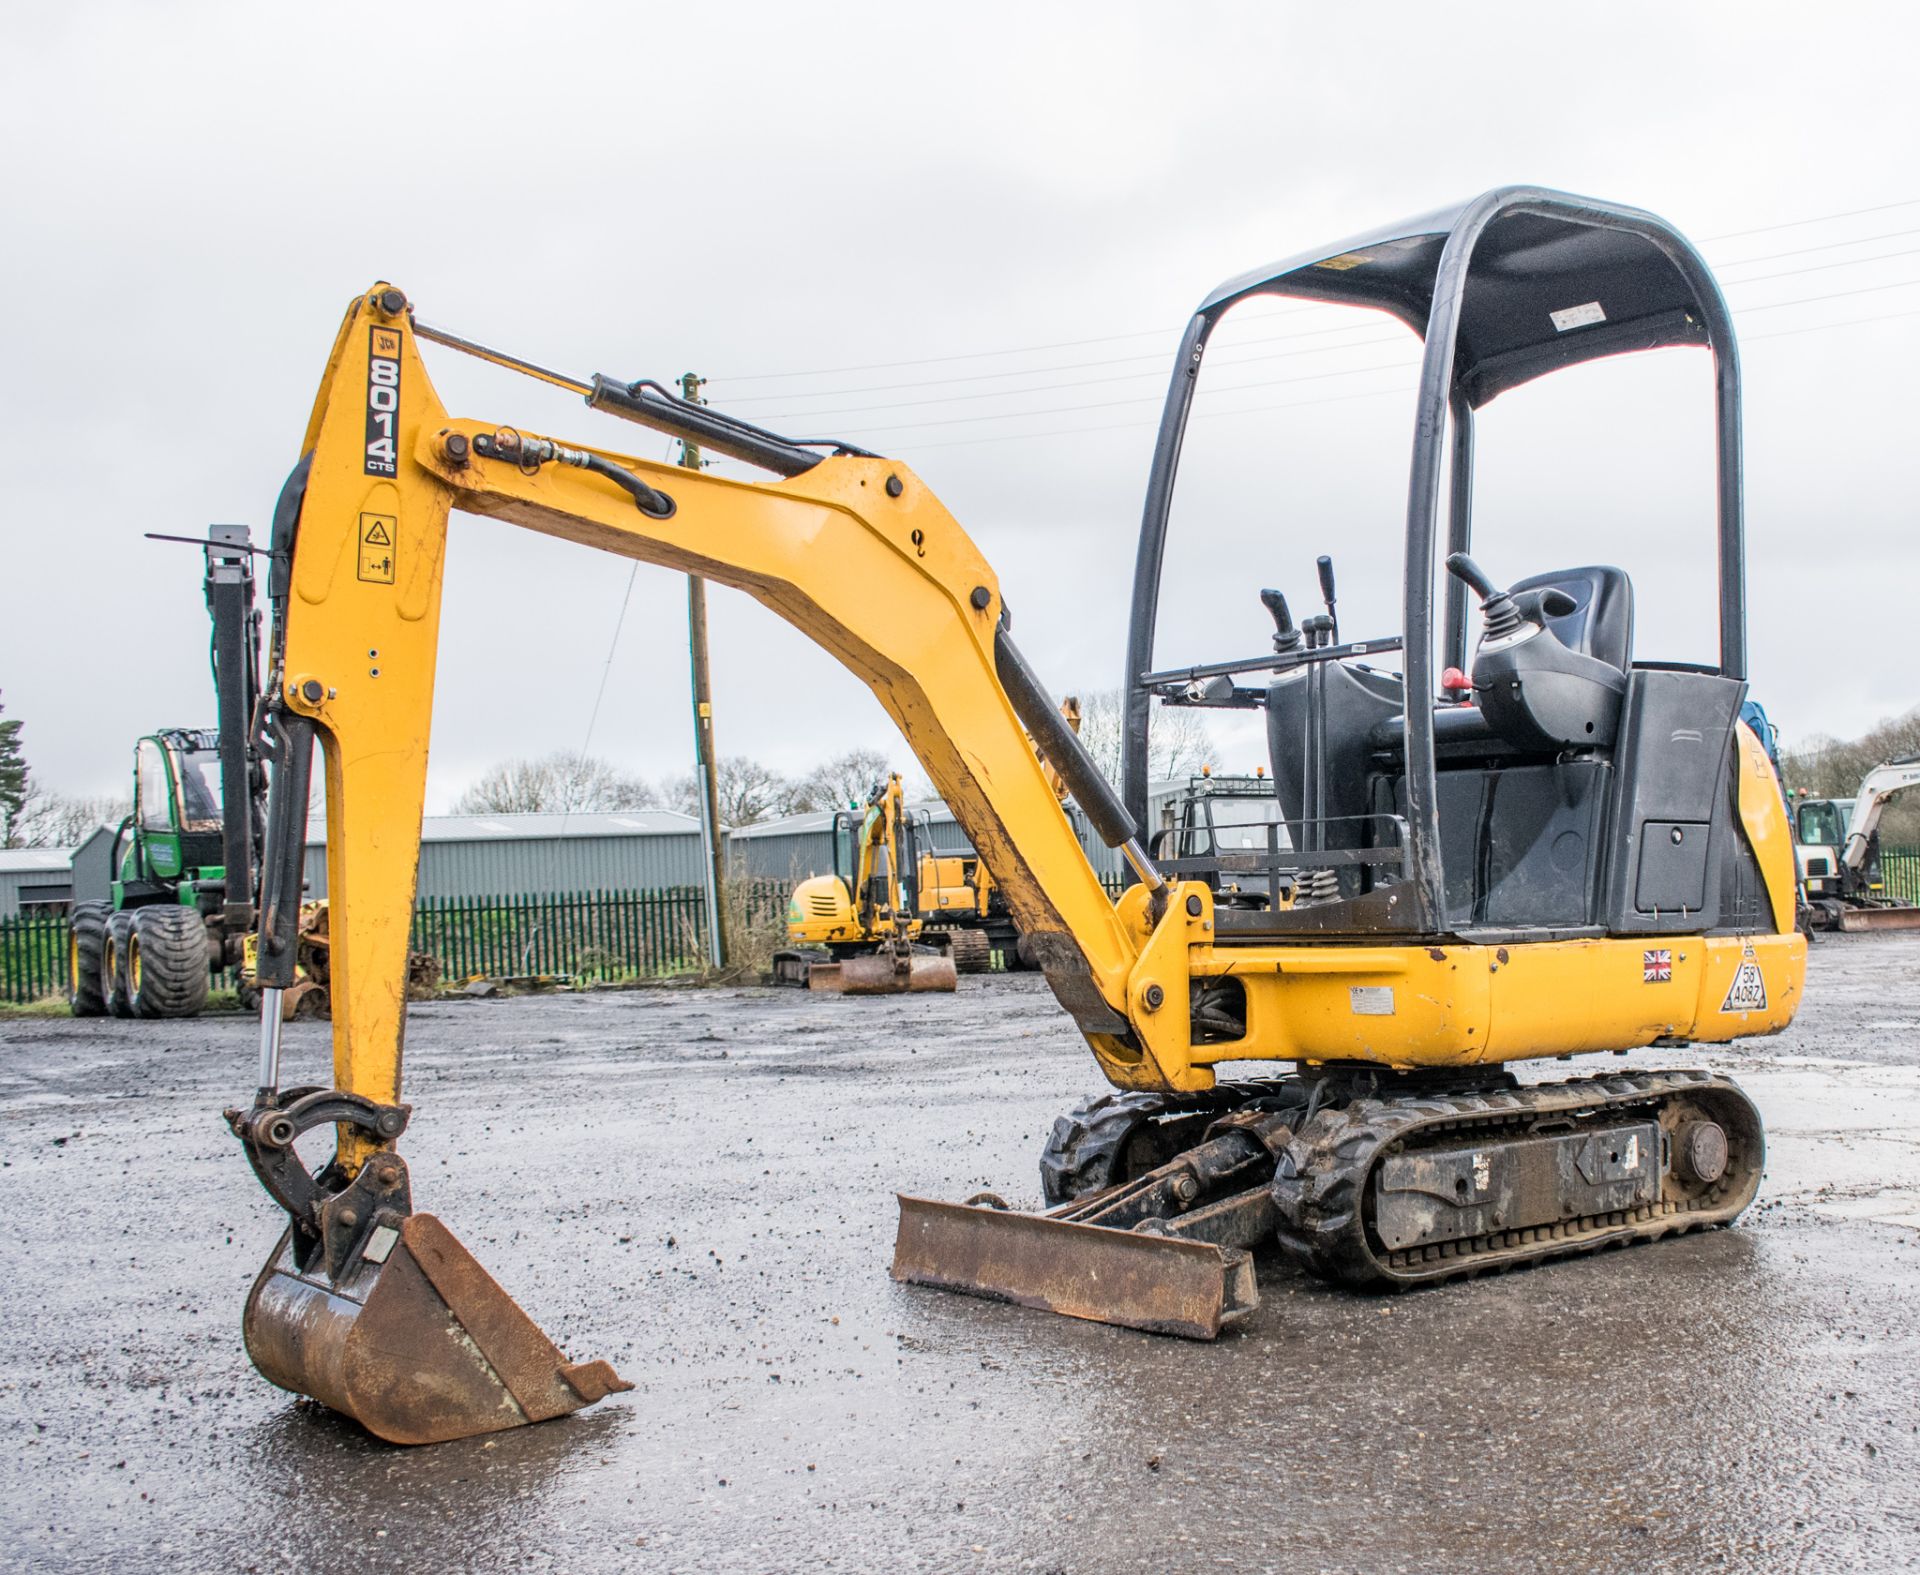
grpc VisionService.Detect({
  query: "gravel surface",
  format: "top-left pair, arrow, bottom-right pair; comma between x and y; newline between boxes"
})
3,934 -> 1918,1573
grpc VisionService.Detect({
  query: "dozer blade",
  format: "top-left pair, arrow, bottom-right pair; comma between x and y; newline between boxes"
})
1836,905 -> 1920,932
892,1194 -> 1257,1340
245,1213 -> 631,1446
812,952 -> 957,994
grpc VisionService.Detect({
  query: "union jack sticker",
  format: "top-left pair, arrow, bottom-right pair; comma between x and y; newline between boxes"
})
1643,948 -> 1672,984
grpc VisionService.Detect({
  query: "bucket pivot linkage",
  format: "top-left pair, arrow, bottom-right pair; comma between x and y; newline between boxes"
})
226,1087 -> 631,1446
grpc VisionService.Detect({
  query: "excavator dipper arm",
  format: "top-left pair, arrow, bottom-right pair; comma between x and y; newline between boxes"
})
272,287 -> 1184,1136
231,285 -> 1232,1444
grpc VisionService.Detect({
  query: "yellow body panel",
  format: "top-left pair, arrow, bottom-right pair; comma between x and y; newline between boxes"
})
277,285 -> 1809,1155
1104,885 -> 1804,1085
787,875 -> 859,945
1733,719 -> 1798,936
919,854 -> 989,918
784,776 -> 923,947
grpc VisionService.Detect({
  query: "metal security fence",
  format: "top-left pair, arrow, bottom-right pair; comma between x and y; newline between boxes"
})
410,883 -> 797,985
414,888 -> 704,982
1880,847 -> 1920,906
0,884 -> 802,1005
0,914 -> 68,1005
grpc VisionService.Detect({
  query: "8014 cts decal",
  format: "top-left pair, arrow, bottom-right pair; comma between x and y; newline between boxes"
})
365,325 -> 402,476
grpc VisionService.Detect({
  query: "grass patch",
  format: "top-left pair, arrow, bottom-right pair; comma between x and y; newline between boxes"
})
0,996 -> 72,1020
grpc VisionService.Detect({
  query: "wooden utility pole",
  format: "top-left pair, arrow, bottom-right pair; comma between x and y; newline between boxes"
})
681,371 -> 730,970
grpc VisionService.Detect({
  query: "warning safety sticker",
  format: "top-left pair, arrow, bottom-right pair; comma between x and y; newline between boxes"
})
358,513 -> 396,584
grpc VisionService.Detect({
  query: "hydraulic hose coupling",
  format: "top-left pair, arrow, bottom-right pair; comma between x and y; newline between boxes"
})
470,430 -> 676,518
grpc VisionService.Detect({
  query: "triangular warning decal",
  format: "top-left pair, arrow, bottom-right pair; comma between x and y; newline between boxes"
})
363,519 -> 392,546
1720,950 -> 1768,1012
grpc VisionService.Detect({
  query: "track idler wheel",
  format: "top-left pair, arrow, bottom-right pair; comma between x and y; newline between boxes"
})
227,1090 -> 630,1445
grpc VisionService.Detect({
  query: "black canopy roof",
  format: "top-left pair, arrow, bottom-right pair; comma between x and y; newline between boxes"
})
1199,187 -> 1729,406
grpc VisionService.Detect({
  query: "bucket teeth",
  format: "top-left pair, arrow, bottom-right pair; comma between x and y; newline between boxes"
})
245,1212 -> 631,1446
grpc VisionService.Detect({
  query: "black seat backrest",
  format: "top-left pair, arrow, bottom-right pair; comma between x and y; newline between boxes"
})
1509,565 -> 1633,672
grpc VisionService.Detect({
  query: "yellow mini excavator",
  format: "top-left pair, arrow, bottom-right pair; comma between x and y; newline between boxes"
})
773,772 -> 959,992
227,187 -> 1804,1444
778,702 -> 1082,984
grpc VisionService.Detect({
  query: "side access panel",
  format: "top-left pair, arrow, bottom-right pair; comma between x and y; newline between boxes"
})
1603,670 -> 1744,933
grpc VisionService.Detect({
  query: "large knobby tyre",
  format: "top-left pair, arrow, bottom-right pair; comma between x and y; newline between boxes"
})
68,902 -> 110,1017
104,910 -> 137,1018
130,906 -> 211,1019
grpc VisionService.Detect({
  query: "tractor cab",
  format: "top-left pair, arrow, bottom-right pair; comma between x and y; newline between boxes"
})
116,727 -> 229,906
1123,187 -> 1784,949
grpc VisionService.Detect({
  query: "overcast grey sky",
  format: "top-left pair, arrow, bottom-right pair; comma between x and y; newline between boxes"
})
4,1 -> 1916,810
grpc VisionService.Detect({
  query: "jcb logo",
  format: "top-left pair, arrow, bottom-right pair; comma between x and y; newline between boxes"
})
365,326 -> 402,476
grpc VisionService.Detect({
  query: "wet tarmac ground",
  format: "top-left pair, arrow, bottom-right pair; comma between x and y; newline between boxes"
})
3,935 -> 1919,1573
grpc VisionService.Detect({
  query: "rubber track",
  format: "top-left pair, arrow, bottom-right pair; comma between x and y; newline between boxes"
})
1270,1069 -> 1764,1289
1039,1078 -> 1302,1206
947,929 -> 993,975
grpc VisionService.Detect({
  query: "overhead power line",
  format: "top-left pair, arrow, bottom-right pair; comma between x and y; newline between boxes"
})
719,313 -> 1401,406
1698,195 -> 1920,244
1714,224 -> 1920,269
716,196 -> 1920,387
750,272 -> 1920,434
726,236 -> 1920,424
816,280 -> 1920,444
1742,306 -> 1920,343
896,303 -> 1920,456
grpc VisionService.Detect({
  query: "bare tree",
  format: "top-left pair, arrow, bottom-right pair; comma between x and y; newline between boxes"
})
791,748 -> 891,813
663,756 -> 801,828
453,751 -> 660,815
1072,688 -> 1215,787
9,787 -> 130,849
1780,704 -> 1920,843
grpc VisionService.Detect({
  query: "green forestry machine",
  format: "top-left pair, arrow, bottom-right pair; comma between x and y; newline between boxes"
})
69,525 -> 268,1018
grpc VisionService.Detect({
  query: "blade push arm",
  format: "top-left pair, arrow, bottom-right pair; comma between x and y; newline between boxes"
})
275,286 -> 1207,1167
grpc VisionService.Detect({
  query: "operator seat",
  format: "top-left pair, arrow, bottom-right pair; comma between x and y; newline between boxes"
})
1510,564 -> 1633,673
1368,564 -> 1634,763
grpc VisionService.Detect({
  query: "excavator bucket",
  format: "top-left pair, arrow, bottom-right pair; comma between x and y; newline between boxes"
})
892,1194 -> 1258,1340
245,1213 -> 631,1446
811,951 -> 957,994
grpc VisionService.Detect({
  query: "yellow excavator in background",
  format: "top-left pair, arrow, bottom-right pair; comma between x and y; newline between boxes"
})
779,699 -> 1082,984
226,186 -> 1804,1446
773,773 -> 959,992
917,693 -> 1082,971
